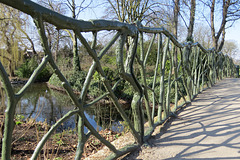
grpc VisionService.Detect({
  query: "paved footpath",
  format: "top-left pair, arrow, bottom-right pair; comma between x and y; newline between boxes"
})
124,78 -> 240,160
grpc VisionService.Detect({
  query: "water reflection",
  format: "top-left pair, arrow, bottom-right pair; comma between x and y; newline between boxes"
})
0,83 -> 123,133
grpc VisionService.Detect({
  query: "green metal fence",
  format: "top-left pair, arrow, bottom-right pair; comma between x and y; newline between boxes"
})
0,0 -> 237,160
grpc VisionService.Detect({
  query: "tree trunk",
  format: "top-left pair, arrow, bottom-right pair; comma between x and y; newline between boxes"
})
173,0 -> 180,38
218,27 -> 226,52
187,0 -> 196,41
210,0 -> 229,52
73,32 -> 81,72
72,0 -> 81,72
210,0 -> 217,50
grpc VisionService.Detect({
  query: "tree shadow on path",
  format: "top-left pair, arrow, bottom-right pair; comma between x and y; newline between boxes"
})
124,78 -> 240,160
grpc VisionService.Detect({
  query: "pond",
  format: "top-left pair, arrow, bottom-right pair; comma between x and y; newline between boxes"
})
0,83 -> 125,133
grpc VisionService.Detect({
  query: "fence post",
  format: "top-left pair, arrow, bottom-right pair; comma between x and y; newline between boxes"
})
236,65 -> 239,78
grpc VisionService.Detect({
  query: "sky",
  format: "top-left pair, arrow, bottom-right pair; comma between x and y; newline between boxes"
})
32,0 -> 240,60
78,2 -> 240,41
226,20 -> 240,46
224,21 -> 240,60
79,3 -> 240,59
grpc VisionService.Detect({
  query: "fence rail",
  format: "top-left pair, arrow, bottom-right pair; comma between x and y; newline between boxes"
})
0,0 -> 237,160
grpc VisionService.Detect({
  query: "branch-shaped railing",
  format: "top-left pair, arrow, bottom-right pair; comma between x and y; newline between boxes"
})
0,0 -> 238,160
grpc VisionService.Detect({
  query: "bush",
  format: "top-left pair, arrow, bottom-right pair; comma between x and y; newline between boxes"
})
48,73 -> 62,87
16,56 -> 53,82
48,70 -> 87,92
15,58 -> 36,78
69,70 -> 87,91
88,67 -> 117,97
49,65 -> 134,100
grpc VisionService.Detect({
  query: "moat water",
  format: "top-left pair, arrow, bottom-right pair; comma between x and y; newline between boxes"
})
0,83 -> 124,133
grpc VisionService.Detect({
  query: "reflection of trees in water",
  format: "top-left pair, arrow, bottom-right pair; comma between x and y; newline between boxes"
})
1,83 -> 127,132
47,88 -> 75,131
14,83 -> 75,130
85,102 -> 125,131
16,83 -> 50,120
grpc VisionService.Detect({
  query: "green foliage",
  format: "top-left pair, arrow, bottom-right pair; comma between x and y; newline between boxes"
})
117,81 -> 134,99
49,70 -> 87,91
102,52 -> 116,65
16,56 -> 53,82
87,66 -> 136,99
146,76 -> 186,104
53,133 -> 65,146
15,114 -> 24,121
136,39 -> 158,66
69,70 -> 87,91
15,114 -> 25,125
36,66 -> 53,82
15,121 -> 22,125
15,57 -> 37,78
56,56 -> 73,73
49,49 -> 87,91
89,67 -> 118,97
48,73 -> 63,88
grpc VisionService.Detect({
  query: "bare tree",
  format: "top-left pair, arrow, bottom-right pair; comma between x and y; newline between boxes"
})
186,0 -> 196,41
38,0 -> 69,61
173,0 -> 180,38
201,0 -> 240,52
222,40 -> 239,58
193,24 -> 212,48
42,0 -> 92,71
64,0 -> 92,72
105,0 -> 161,25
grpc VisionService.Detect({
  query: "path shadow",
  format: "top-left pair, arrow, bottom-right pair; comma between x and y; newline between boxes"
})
124,78 -> 240,160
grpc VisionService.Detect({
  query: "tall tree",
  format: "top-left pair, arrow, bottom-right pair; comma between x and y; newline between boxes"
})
186,0 -> 196,41
222,40 -> 239,58
38,0 -> 69,61
65,0 -> 92,72
173,0 -> 180,38
193,24 -> 212,48
202,0 -> 240,52
43,0 -> 92,71
105,0 -> 160,25
0,4 -> 30,77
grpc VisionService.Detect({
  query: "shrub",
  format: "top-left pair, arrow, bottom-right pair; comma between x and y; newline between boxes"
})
69,70 -> 87,91
88,67 -> 112,97
16,56 -> 53,82
48,70 -> 87,92
48,73 -> 62,87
